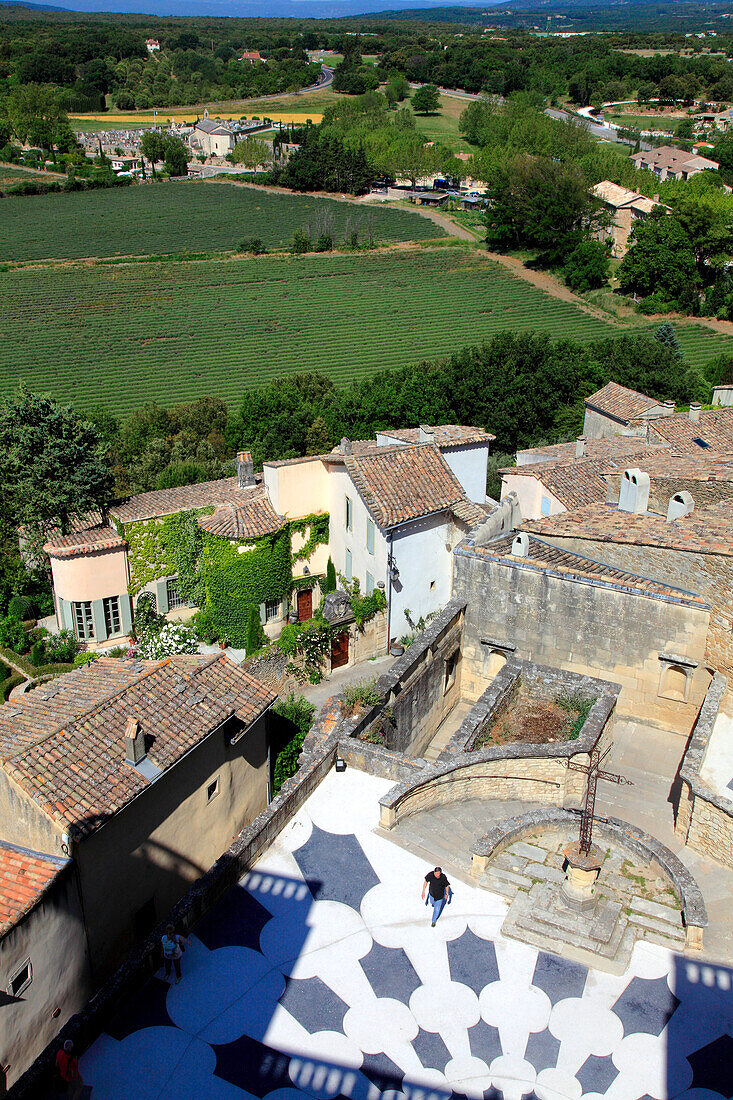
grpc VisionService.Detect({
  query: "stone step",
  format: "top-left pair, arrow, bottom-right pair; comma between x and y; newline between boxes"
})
507,840 -> 548,862
492,852 -> 529,874
628,896 -> 682,926
525,862 -> 565,885
627,911 -> 685,941
482,867 -> 531,896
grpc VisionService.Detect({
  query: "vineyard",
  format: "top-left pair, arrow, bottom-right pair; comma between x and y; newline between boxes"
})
0,181 -> 443,262
1,248 -> 731,417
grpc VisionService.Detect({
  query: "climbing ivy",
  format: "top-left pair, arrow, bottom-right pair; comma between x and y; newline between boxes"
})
124,518 -> 176,595
202,528 -> 292,647
289,513 -> 329,566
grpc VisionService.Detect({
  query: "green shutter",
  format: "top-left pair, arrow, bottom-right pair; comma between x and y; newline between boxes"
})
91,599 -> 107,642
120,595 -> 133,637
57,597 -> 74,632
155,580 -> 169,615
259,603 -> 266,625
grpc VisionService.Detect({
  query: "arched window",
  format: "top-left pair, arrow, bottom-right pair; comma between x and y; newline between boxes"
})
659,663 -> 689,702
487,649 -> 507,680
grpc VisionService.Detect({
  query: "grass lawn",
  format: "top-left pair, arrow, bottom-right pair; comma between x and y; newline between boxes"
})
607,112 -> 687,133
2,246 -> 731,417
0,180 -> 443,262
413,94 -> 478,154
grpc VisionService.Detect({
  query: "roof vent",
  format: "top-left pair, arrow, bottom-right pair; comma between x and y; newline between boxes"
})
419,425 -> 435,444
618,468 -> 650,514
688,402 -> 702,423
237,451 -> 255,490
575,435 -> 586,458
511,533 -> 529,557
340,437 -> 352,456
660,400 -> 676,417
124,717 -> 146,766
666,491 -> 695,523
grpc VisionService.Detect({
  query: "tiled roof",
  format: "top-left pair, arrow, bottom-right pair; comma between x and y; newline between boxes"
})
378,425 -> 495,447
0,841 -> 67,933
584,382 -> 659,423
111,476 -> 261,524
0,655 -> 276,838
515,438 -> 668,465
344,443 -> 472,528
631,145 -> 719,172
459,533 -> 708,606
523,500 -> 733,556
645,407 -> 733,452
450,499 -> 489,527
43,526 -> 126,558
503,459 -> 609,510
198,488 -> 285,540
600,450 -> 733,481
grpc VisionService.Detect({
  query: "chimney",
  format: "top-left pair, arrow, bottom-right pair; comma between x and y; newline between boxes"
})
618,467 -> 650,514
237,451 -> 255,489
666,491 -> 695,522
124,717 -> 146,766
511,533 -> 529,557
653,193 -> 660,202
575,435 -> 586,459
688,402 -> 702,422
340,437 -> 352,456
661,400 -> 676,418
419,425 -> 435,444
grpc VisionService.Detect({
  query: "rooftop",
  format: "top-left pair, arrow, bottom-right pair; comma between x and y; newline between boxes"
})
601,450 -> 733,482
44,526 -> 126,559
199,488 -> 285,540
502,459 -> 609,510
111,476 -> 260,525
645,406 -> 733,452
458,533 -> 708,606
632,145 -> 719,171
0,841 -> 67,934
516,437 -> 668,465
523,499 -> 733,556
0,655 -> 276,838
591,180 -> 663,214
343,443 -> 474,528
377,425 -> 495,447
584,381 -> 660,423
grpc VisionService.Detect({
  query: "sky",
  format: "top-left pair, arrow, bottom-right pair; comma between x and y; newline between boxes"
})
19,0 -> 500,17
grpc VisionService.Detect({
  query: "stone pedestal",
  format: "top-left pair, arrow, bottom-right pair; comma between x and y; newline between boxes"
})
562,841 -> 604,912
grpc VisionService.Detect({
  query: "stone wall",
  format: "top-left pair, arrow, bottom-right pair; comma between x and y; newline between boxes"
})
453,542 -> 711,731
676,673 -> 733,869
538,536 -> 732,679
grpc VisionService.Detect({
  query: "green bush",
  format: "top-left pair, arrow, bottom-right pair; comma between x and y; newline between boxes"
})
341,678 -> 382,716
239,237 -> 266,254
0,662 -> 7,680
316,234 -> 333,252
246,604 -> 267,654
44,630 -> 78,663
192,608 -> 218,643
8,595 -> 35,621
323,557 -> 337,594
2,674 -> 24,700
291,229 -> 311,254
73,651 -> 100,668
30,640 -> 46,666
134,592 -> 163,636
272,693 -> 316,796
0,615 -> 26,652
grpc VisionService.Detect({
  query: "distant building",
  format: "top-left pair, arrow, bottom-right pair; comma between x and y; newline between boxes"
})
631,144 -> 719,181
145,38 -> 160,53
239,50 -> 264,63
591,180 -> 669,257
190,114 -> 268,158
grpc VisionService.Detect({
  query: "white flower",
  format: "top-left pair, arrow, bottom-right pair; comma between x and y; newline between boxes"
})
137,622 -> 198,659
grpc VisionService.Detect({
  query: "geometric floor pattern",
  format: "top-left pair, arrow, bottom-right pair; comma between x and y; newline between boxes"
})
81,769 -> 733,1100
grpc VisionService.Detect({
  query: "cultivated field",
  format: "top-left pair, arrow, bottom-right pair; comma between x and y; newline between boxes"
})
0,181 -> 443,261
1,248 -> 730,416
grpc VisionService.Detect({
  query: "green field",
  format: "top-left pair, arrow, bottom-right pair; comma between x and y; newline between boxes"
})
1,248 -> 731,417
0,181 -> 444,262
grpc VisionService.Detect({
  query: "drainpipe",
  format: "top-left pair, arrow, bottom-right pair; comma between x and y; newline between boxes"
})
386,531 -> 394,654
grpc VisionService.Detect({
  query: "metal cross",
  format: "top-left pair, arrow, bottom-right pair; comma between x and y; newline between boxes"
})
566,746 -> 632,854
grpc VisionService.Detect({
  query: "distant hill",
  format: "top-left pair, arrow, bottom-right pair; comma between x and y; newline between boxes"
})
368,0 -> 733,30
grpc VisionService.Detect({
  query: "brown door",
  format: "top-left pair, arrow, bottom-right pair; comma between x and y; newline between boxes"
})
297,588 -> 313,622
331,631 -> 349,669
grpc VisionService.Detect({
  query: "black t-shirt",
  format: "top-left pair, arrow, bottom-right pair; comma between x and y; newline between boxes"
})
425,871 -> 450,899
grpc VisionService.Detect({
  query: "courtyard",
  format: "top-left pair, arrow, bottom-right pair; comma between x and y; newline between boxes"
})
80,767 -> 733,1100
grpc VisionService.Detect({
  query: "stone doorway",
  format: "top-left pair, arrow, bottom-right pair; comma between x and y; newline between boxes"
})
331,631 -> 349,670
297,588 -> 313,622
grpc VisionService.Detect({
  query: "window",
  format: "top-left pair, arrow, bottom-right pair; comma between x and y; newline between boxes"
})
265,599 -> 281,623
541,497 -> 551,516
366,518 -> 375,555
345,495 -> 353,532
166,578 -> 187,611
207,777 -> 220,803
444,650 -> 459,694
365,572 -> 374,595
73,601 -> 94,640
103,596 -> 121,637
8,959 -> 31,998
345,548 -> 352,582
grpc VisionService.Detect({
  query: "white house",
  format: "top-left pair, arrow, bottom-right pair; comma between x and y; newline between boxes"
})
375,424 -> 492,504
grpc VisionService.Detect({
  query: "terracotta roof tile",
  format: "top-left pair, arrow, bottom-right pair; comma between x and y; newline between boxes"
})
515,438 -> 669,465
0,841 -> 66,933
111,476 -> 262,524
344,443 -> 471,528
0,655 -> 276,838
378,424 -> 495,446
645,407 -> 733,452
523,499 -> 733,556
584,381 -> 659,423
43,527 -> 126,558
198,487 -> 285,540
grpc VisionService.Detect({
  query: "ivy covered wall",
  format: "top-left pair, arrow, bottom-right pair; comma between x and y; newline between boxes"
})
122,507 -> 213,596
202,528 -> 292,647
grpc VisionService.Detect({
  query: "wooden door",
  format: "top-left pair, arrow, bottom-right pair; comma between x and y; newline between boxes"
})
297,588 -> 313,622
331,631 -> 349,670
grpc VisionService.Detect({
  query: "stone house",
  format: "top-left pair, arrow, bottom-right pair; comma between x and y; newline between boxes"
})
190,116 -> 267,158
582,381 -> 672,439
591,180 -> 667,258
0,654 -> 274,993
640,402 -> 733,451
631,145 -> 719,180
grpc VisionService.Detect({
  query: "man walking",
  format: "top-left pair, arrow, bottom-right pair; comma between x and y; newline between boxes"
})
422,866 -> 450,926
161,923 -> 189,984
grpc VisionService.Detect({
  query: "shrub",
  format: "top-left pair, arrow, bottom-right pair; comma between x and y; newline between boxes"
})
8,595 -> 35,621
272,693 -> 316,796
73,651 -> 100,668
341,677 -> 382,716
105,646 -> 128,658
137,622 -> 198,659
192,608 -> 218,643
291,229 -> 311,254
0,615 -> 26,652
239,237 -> 266,254
2,674 -> 24,700
246,604 -> 266,654
0,662 -> 7,680
30,640 -> 46,666
562,240 -> 610,293
134,592 -> 162,636
323,557 -> 337,594
316,234 -> 333,252
44,630 -> 78,663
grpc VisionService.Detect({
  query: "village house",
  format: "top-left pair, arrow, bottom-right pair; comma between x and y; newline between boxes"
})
0,652 -> 274,1086
631,144 -> 719,180
591,180 -> 668,257
145,38 -> 160,53
582,380 -> 675,439
239,50 -> 264,62
189,115 -> 268,158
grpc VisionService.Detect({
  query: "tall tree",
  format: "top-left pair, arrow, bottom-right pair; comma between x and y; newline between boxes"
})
412,84 -> 440,115
0,389 -> 114,556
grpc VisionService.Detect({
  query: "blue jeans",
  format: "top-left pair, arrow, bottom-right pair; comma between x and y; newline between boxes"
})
431,895 -> 446,922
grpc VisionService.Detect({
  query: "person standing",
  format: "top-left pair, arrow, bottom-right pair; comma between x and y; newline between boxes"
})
55,1039 -> 84,1100
161,923 -> 189,984
422,866 -> 451,926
